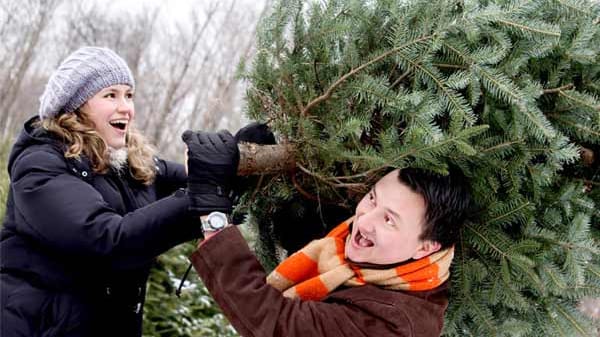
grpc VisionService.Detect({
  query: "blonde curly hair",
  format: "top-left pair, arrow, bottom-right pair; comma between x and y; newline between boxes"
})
38,110 -> 157,185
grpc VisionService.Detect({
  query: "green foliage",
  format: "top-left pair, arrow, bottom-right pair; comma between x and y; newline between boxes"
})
240,0 -> 600,335
143,242 -> 239,337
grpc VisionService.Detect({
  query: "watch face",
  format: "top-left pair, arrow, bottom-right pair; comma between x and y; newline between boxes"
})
207,212 -> 227,229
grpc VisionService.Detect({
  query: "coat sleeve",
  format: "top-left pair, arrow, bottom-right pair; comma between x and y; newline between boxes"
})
191,227 -> 413,337
10,148 -> 202,265
154,157 -> 187,198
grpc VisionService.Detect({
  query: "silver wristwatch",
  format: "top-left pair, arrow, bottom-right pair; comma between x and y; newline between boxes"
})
201,211 -> 229,233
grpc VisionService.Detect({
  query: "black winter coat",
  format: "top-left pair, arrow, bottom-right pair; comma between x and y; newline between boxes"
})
0,116 -> 202,337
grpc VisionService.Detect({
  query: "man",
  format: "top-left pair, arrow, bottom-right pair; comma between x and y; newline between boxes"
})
183,129 -> 471,337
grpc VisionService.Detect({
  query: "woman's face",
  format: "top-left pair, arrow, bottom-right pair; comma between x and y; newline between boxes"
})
80,84 -> 135,149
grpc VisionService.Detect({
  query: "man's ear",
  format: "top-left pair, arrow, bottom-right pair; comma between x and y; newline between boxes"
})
412,240 -> 442,260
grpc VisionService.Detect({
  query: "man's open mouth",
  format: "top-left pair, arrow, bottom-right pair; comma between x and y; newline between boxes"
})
354,230 -> 374,247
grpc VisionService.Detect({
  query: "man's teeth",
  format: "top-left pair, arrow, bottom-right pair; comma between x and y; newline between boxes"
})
356,231 -> 374,247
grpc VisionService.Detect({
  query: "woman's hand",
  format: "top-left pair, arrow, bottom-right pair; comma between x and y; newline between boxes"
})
181,130 -> 239,215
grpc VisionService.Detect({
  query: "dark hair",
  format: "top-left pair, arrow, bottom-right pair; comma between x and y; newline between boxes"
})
398,167 -> 471,249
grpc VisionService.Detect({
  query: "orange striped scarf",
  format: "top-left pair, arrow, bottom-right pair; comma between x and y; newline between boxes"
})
266,218 -> 454,301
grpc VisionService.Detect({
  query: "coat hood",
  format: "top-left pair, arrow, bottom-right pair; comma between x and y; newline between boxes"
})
7,116 -> 63,176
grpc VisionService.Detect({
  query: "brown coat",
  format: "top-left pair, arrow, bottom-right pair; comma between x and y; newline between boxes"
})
191,226 -> 448,337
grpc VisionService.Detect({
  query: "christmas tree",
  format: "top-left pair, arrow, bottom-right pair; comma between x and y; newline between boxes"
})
236,0 -> 600,335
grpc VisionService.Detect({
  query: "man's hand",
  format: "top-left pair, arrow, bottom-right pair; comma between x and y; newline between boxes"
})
234,122 -> 276,145
181,130 -> 239,215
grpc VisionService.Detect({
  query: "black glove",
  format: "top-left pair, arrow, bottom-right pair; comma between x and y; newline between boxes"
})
182,130 -> 240,215
234,122 -> 276,145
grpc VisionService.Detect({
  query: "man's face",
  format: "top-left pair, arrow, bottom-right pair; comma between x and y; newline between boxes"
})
345,169 -> 441,265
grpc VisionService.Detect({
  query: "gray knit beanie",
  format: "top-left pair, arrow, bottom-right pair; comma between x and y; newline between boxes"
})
39,46 -> 135,120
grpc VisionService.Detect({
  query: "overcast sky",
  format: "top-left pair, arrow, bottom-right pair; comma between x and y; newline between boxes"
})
107,0 -> 196,16
84,0 -> 268,34
99,0 -> 266,16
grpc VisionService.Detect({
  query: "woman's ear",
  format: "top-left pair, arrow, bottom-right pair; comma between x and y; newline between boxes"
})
412,240 -> 441,260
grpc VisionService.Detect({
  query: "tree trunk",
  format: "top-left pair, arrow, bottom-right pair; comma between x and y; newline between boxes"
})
237,143 -> 295,176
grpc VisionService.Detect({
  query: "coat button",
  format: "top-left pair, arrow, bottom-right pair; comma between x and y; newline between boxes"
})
82,171 -> 88,177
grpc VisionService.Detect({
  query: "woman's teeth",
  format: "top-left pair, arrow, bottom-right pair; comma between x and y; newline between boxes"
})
109,120 -> 127,130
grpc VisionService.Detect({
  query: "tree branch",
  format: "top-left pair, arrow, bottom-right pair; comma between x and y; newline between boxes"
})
543,83 -> 574,94
301,35 -> 434,116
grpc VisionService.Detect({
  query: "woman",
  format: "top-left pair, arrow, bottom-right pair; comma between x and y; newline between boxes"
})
0,47 -> 203,337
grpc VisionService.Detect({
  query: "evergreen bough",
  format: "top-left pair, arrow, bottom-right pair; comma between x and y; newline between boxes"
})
143,243 -> 238,337
238,0 -> 600,335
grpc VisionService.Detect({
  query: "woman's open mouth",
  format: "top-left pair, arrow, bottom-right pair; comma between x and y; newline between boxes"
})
109,119 -> 128,131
